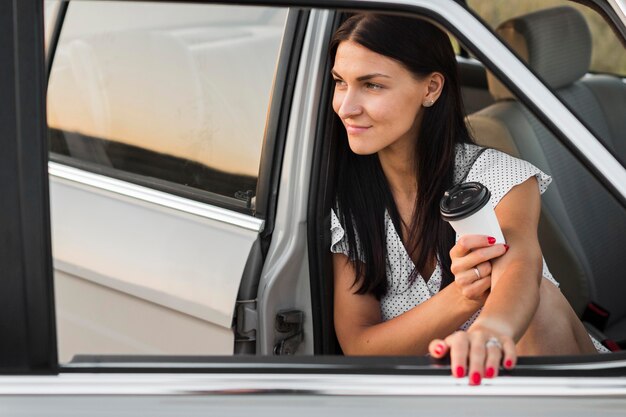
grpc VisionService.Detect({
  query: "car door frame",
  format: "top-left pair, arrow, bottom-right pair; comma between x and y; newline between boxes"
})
43,0 -> 312,358
0,0 -> 57,374
3,0 -> 626,378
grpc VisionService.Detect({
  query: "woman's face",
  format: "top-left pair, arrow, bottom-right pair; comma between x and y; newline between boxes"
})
332,40 -> 435,156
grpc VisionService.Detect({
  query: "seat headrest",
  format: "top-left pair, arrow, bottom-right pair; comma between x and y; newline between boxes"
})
487,6 -> 592,101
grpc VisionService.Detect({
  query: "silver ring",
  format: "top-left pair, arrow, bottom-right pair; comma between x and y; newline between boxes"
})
473,267 -> 481,279
485,337 -> 502,349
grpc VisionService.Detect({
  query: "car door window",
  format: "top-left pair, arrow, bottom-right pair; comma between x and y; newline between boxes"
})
46,1 -> 290,364
466,0 -> 626,168
308,4 -> 626,359
468,0 -> 626,76
47,1 -> 288,211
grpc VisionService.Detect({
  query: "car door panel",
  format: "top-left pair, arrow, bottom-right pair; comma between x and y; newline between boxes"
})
54,270 -> 234,361
50,169 -> 260,361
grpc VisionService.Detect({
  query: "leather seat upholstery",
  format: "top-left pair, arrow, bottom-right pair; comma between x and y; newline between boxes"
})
467,6 -> 626,342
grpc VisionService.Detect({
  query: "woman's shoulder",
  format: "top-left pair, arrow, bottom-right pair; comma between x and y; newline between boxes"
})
453,143 -> 487,183
456,143 -> 552,207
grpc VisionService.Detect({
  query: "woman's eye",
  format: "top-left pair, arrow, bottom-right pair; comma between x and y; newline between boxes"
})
333,78 -> 346,87
365,82 -> 383,90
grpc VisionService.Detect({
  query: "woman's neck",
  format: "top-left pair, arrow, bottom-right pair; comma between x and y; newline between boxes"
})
378,141 -> 417,203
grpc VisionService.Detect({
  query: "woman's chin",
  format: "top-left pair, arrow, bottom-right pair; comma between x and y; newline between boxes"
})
347,138 -> 379,156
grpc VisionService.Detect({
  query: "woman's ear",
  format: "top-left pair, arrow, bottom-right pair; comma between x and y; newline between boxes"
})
422,72 -> 445,107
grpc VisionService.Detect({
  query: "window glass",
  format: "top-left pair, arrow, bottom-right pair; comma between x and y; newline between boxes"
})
465,0 -> 626,167
47,1 -> 288,209
44,0 -> 61,51
467,0 -> 626,76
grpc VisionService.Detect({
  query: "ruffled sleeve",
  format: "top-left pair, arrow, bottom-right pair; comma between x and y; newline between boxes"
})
465,148 -> 552,208
330,208 -> 350,256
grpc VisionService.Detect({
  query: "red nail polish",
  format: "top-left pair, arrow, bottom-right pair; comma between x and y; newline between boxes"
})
470,372 -> 481,385
434,345 -> 443,356
485,367 -> 495,378
455,366 -> 465,378
504,359 -> 513,369
488,237 -> 496,244
504,244 -> 510,251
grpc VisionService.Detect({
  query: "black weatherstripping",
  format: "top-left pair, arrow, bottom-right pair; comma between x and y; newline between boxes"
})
307,11 -> 344,355
0,0 -> 57,374
63,352 -> 626,377
49,128 -> 257,212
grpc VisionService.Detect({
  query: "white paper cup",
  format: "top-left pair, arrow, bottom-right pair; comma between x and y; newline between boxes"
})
440,182 -> 506,244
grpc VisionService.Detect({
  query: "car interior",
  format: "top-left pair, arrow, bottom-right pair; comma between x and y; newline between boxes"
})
310,1 -> 626,355
467,5 -> 626,346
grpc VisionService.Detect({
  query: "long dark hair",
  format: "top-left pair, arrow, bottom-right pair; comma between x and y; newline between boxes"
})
330,14 -> 474,299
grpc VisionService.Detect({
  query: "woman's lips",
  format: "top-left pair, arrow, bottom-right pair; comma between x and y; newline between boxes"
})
345,123 -> 371,134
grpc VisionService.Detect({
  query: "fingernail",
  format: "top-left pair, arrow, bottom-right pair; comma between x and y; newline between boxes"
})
455,366 -> 465,378
488,237 -> 496,245
504,244 -> 510,251
434,345 -> 443,356
504,359 -> 513,369
470,372 -> 481,385
485,367 -> 495,378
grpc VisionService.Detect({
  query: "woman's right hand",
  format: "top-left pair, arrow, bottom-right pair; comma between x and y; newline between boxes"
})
429,235 -> 511,385
449,235 -> 508,303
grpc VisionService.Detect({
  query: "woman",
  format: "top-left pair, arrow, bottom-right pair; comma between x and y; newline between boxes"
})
329,13 -> 604,386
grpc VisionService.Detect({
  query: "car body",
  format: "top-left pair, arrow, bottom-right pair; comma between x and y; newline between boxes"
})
1,0 -> 626,414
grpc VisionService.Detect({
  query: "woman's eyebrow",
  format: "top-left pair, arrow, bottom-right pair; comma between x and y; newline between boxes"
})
356,73 -> 391,81
331,69 -> 391,81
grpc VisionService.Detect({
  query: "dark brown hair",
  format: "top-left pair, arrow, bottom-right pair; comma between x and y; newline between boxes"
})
331,13 -> 474,298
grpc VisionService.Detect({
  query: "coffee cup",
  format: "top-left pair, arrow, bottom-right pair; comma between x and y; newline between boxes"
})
440,182 -> 506,244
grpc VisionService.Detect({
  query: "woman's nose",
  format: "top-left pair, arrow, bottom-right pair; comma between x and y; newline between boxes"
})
337,91 -> 363,119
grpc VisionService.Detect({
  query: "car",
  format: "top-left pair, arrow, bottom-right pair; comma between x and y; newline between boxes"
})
1,0 -> 626,414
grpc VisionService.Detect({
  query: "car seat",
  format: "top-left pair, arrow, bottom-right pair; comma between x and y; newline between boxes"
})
467,6 -> 626,345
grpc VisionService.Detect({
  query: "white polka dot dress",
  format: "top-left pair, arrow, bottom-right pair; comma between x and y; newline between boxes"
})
330,143 -> 609,353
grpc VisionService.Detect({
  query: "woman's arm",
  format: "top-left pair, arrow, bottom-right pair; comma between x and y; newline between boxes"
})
333,247 -> 496,355
429,176 -> 544,383
474,175 -> 543,339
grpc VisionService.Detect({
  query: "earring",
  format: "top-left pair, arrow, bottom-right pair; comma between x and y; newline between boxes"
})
423,100 -> 435,107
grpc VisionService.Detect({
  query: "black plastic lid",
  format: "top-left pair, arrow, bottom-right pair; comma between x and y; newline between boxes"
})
440,182 -> 491,221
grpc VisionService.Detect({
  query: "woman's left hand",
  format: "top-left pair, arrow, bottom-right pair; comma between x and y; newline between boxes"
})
428,324 -> 516,385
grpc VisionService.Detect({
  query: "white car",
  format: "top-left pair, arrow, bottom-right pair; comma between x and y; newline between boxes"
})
1,0 -> 625,414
